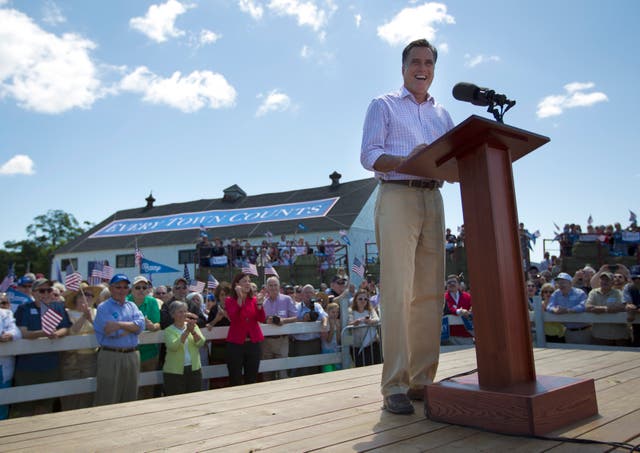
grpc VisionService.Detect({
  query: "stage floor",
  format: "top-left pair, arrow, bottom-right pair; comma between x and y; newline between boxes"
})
1,346 -> 639,452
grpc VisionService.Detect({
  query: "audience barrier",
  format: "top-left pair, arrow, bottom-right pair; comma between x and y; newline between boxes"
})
1,302 -> 639,407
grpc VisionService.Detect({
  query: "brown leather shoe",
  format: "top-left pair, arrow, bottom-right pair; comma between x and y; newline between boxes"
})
407,386 -> 425,401
383,393 -> 415,415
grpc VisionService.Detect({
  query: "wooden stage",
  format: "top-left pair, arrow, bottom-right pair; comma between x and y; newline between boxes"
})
1,346 -> 639,452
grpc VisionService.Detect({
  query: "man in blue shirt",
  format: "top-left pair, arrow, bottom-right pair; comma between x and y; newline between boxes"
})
546,272 -> 590,344
94,274 -> 145,406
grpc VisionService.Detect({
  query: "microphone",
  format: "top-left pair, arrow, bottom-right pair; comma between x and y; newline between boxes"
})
452,82 -> 496,106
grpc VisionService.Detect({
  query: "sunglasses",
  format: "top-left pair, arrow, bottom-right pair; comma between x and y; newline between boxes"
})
357,297 -> 369,301
174,286 -> 187,290
0,301 -> 10,305
134,286 -> 148,291
37,288 -> 53,293
22,284 -> 33,288
155,292 -> 167,296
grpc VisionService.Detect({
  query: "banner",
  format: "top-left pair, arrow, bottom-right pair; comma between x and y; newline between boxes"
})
6,287 -> 31,313
140,258 -> 180,274
440,316 -> 450,342
90,197 -> 340,238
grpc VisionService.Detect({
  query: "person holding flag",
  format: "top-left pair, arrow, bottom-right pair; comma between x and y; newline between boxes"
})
12,278 -> 71,417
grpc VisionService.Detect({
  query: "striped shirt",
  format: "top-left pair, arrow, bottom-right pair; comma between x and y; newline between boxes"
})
360,86 -> 454,181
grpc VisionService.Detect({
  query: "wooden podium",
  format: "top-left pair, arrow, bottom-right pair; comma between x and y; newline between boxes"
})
397,115 -> 598,435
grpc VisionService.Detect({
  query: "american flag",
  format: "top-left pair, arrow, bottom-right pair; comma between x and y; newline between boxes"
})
183,263 -> 191,281
189,280 -> 205,293
264,263 -> 279,278
65,271 -> 82,291
587,214 -> 593,226
265,231 -> 273,239
631,210 -> 638,223
40,305 -> 63,335
134,247 -> 144,267
90,262 -> 104,285
207,274 -> 219,289
351,257 -> 365,278
199,224 -> 208,238
0,263 -> 16,292
242,262 -> 258,277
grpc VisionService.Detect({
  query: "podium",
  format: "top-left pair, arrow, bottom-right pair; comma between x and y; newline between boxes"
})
397,115 -> 598,435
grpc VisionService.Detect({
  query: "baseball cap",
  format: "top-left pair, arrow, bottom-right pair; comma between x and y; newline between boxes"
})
32,278 -> 52,291
17,275 -> 35,286
555,272 -> 572,282
110,274 -> 131,285
132,276 -> 150,286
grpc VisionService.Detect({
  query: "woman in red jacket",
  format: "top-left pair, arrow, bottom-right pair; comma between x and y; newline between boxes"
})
225,272 -> 266,386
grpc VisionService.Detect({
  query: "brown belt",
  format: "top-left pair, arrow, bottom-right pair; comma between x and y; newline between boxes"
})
381,179 -> 441,190
101,346 -> 136,353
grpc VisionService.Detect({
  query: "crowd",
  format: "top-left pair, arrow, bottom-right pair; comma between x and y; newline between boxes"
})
0,267 -> 383,419
556,222 -> 640,258
195,234 -> 343,270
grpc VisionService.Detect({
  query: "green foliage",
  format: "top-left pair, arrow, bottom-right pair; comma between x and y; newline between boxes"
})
1,210 -> 92,277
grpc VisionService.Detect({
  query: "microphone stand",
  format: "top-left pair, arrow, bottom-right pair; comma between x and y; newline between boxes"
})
485,91 -> 516,123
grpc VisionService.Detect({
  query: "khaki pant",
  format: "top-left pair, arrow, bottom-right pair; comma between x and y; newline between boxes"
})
261,336 -> 290,380
94,349 -> 140,406
375,183 -> 444,397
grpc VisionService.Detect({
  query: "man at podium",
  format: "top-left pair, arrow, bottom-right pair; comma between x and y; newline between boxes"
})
360,38 -> 454,415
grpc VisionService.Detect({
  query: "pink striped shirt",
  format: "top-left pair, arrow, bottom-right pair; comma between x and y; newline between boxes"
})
360,86 -> 454,180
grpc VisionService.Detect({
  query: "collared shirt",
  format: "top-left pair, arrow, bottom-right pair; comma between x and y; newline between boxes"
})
360,86 -> 454,181
263,293 -> 298,319
294,302 -> 328,341
94,298 -> 145,349
586,288 -> 627,340
546,287 -> 587,329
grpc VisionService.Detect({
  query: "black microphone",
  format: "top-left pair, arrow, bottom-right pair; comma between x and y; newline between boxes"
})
452,82 -> 494,106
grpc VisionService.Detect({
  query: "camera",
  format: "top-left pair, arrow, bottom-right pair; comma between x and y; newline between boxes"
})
308,310 -> 319,322
272,315 -> 281,325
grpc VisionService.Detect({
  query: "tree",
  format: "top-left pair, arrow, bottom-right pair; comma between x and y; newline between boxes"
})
0,210 -> 92,277
26,209 -> 87,250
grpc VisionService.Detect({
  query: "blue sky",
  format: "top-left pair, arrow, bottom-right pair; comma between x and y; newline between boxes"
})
1,0 -> 639,262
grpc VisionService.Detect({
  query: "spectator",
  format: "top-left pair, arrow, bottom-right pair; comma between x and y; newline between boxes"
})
540,282 -> 565,343
163,301 -> 205,395
160,278 -> 189,330
613,273 -> 629,291
15,274 -> 35,302
225,273 -> 265,386
196,236 -> 213,268
538,252 -> 552,272
98,287 -> 111,305
347,289 -> 382,366
93,274 -> 145,406
590,264 -> 630,289
11,278 -> 71,417
586,272 -> 628,346
210,238 -> 228,267
443,275 -> 474,345
291,285 -> 328,376
623,266 -> 640,347
127,276 -> 161,399
261,277 -> 298,380
546,273 -> 590,344
0,293 -> 21,420
154,285 -> 171,305
185,292 -> 209,390
328,275 -> 350,308
321,302 -> 342,372
526,280 -> 538,311
60,283 -> 100,411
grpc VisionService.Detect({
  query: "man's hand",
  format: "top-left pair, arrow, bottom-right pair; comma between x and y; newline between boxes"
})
373,154 -> 406,173
0,332 -> 13,342
553,306 -> 568,314
104,321 -> 121,335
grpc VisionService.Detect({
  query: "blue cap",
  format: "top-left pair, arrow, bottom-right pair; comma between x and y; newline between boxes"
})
17,275 -> 35,286
109,274 -> 131,285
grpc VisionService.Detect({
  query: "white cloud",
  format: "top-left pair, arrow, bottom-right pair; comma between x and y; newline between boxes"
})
120,66 -> 237,113
199,29 -> 221,45
464,53 -> 500,68
256,89 -> 292,117
42,0 -> 66,26
0,155 -> 35,175
377,2 -> 455,46
300,45 -> 310,58
0,8 -> 102,114
129,0 -> 192,43
268,0 -> 336,34
354,13 -> 361,28
438,42 -> 449,54
537,81 -> 608,118
238,0 -> 264,20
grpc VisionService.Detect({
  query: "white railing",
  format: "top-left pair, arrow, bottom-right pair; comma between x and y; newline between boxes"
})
0,322 -> 339,406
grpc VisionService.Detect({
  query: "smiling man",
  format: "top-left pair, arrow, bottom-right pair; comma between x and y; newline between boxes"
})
361,38 -> 454,415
